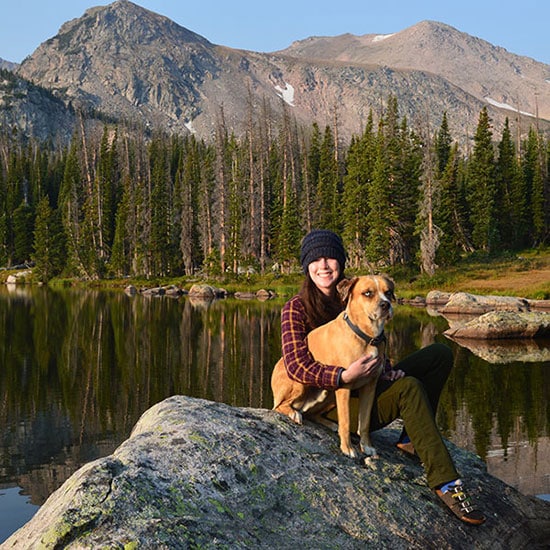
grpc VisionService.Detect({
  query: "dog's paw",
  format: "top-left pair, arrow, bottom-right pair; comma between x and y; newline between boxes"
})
289,410 -> 303,425
341,446 -> 360,459
362,455 -> 380,468
360,444 -> 379,459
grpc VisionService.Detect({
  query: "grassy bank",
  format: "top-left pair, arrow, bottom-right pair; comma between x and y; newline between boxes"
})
2,247 -> 549,300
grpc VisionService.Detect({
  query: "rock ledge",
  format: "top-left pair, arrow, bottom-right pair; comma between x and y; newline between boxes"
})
4,396 -> 549,549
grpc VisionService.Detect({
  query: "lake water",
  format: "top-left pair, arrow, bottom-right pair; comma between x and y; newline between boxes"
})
1,286 -> 549,542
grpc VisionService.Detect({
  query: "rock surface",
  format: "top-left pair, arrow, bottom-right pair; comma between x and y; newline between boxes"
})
444,311 -> 550,340
5,270 -> 32,284
188,284 -> 226,298
437,292 -> 531,314
5,396 -> 549,549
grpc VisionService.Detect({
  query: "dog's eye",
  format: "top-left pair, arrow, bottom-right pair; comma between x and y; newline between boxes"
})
385,291 -> 394,299
363,290 -> 373,297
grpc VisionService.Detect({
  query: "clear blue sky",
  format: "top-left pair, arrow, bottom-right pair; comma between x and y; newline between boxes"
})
1,0 -> 548,65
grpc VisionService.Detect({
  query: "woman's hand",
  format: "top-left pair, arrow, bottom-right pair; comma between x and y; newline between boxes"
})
340,354 -> 382,385
381,368 -> 405,381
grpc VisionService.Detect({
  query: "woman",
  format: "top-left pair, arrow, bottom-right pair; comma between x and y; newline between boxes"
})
280,229 -> 486,525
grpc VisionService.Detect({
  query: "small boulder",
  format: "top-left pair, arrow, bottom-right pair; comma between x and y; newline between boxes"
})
425,290 -> 452,306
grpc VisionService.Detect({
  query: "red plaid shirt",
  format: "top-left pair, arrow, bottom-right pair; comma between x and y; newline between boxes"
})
281,295 -> 344,389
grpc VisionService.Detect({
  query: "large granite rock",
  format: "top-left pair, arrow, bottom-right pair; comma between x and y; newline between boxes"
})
437,292 -> 531,314
444,311 -> 550,340
4,396 -> 549,549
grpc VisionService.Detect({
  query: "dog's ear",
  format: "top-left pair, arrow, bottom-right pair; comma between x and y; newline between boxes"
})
381,274 -> 396,301
337,277 -> 358,304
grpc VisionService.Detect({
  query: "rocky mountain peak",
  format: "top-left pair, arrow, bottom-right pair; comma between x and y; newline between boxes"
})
56,0 -> 212,49
10,3 -> 550,143
18,0 -> 220,130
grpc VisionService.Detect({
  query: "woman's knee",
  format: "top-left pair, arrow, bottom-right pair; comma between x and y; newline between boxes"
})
395,376 -> 426,398
429,342 -> 453,371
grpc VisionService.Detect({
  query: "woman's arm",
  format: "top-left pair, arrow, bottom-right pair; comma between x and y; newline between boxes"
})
281,296 -> 343,390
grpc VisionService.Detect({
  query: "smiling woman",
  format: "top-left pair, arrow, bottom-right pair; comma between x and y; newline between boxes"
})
274,229 -> 489,525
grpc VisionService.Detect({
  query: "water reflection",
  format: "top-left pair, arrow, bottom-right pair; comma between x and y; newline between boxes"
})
0,287 -> 548,518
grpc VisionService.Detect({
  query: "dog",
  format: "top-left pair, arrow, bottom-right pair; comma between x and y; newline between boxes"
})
271,275 -> 395,458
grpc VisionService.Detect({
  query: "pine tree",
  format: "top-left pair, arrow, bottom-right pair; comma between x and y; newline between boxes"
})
272,104 -> 301,268
12,201 -> 34,264
97,126 -> 120,257
32,195 -> 66,281
302,122 -> 321,232
434,112 -> 452,177
417,122 -> 440,276
495,119 -> 527,249
393,119 -> 422,264
213,108 -> 230,274
467,107 -> 497,252
197,144 -> 217,274
431,114 -> 468,267
436,144 -> 472,263
148,136 -> 172,276
313,125 -> 340,232
522,128 -> 547,247
342,112 -> 375,268
58,139 -> 89,277
175,136 -> 201,275
227,133 -> 244,273
366,133 -> 392,263
109,173 -> 131,277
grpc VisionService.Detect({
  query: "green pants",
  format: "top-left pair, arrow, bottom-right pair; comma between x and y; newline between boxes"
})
370,343 -> 459,489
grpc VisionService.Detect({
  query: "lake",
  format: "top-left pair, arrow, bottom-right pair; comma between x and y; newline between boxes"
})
1,285 -> 549,542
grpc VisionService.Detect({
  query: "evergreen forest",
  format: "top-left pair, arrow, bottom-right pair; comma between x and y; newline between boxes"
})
1,97 -> 548,282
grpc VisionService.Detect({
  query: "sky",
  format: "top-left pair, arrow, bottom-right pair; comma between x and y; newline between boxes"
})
1,0 -> 549,65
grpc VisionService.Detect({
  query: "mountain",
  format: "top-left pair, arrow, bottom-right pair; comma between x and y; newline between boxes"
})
0,68 -> 75,142
0,58 -> 18,71
278,20 -> 550,122
10,1 -> 550,143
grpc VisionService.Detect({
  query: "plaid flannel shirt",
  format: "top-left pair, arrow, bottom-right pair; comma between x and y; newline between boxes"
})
281,295 -> 344,389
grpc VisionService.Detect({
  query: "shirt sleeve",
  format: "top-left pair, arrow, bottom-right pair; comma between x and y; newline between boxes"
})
281,295 -> 344,390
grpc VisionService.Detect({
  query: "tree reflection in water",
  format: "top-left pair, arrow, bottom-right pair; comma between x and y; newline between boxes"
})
0,286 -> 548,510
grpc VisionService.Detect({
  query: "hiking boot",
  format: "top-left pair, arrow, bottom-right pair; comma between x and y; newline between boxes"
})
435,480 -> 486,525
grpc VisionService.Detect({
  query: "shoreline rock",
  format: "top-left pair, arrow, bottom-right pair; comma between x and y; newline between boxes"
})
426,290 -> 550,313
4,396 -> 549,549
444,311 -> 550,340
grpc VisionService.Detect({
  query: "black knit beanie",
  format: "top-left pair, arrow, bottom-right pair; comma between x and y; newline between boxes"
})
300,229 -> 346,273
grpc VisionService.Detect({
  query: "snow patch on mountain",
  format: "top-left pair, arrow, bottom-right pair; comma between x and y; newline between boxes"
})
484,96 -> 534,117
274,82 -> 295,106
373,34 -> 395,42
184,120 -> 196,134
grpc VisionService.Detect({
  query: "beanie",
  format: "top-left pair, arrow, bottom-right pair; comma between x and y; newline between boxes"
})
300,229 -> 346,273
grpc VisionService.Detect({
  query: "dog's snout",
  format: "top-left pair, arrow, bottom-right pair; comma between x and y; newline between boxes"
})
380,300 -> 390,310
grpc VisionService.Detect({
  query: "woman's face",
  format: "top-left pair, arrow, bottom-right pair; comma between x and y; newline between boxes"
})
307,257 -> 341,296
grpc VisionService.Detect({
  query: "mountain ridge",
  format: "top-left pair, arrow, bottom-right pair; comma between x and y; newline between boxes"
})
5,1 -> 550,142
278,19 -> 550,121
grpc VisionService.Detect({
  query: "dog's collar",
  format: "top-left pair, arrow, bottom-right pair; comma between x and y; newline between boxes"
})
343,312 -> 386,346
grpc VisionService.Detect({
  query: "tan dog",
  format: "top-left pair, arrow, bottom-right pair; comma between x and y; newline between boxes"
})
271,275 -> 395,458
